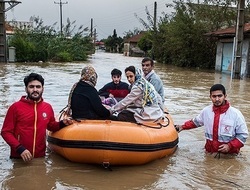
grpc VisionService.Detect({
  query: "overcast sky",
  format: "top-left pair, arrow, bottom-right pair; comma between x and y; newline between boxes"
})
6,0 -> 174,39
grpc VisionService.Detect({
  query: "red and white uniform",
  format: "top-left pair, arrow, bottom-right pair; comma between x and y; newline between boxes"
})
182,101 -> 248,153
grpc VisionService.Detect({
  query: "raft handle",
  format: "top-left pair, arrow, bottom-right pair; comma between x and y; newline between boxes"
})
139,116 -> 170,129
102,162 -> 112,171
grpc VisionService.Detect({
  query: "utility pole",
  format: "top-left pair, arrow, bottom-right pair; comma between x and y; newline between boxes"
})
94,28 -> 96,51
90,18 -> 93,38
54,0 -> 68,36
0,0 -> 21,63
94,28 -> 96,44
152,1 -> 157,60
153,1 -> 157,32
233,0 -> 245,79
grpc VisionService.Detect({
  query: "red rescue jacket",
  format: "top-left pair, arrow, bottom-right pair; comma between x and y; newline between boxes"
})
1,96 -> 61,158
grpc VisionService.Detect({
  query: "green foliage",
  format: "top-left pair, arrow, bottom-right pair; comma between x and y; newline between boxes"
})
8,29 -> 35,62
104,29 -> 123,53
8,16 -> 93,62
190,0 -> 237,31
54,51 -> 73,62
135,0 -> 238,68
137,32 -> 152,55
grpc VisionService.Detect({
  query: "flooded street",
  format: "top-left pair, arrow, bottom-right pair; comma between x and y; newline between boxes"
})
1,51 -> 250,189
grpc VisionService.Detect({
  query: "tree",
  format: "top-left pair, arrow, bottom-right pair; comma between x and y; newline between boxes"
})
135,0 -> 238,68
104,29 -> 123,53
8,16 -> 93,62
137,31 -> 152,56
123,28 -> 141,40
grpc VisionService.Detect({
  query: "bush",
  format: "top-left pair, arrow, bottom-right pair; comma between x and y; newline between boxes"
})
53,51 -> 73,62
8,17 -> 94,62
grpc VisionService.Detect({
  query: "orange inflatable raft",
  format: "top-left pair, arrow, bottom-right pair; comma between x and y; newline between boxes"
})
47,113 -> 178,166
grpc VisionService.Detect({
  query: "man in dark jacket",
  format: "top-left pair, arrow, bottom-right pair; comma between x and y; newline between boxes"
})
98,68 -> 129,102
1,73 -> 72,162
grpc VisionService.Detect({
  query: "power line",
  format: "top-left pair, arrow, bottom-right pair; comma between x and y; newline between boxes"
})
93,1 -> 172,38
93,1 -> 171,27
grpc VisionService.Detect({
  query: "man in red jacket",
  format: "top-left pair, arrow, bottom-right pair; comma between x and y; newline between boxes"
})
175,84 -> 248,155
1,73 -> 72,162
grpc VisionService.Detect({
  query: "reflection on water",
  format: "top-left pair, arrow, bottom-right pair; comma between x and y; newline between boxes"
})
0,51 -> 250,189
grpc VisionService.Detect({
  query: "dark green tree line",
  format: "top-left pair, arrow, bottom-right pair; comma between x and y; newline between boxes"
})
8,17 -> 94,62
137,0 -> 241,68
103,29 -> 123,53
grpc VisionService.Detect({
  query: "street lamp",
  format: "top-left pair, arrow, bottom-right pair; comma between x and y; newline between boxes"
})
54,0 -> 68,36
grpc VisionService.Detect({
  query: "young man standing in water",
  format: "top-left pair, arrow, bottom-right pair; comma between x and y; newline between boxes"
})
1,73 -> 73,162
141,57 -> 165,103
175,84 -> 248,154
98,68 -> 129,102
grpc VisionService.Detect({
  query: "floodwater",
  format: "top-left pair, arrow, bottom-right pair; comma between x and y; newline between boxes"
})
0,51 -> 250,190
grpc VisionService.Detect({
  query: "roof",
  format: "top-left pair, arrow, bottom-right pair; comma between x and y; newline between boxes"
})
206,23 -> 250,37
5,23 -> 14,34
124,32 -> 145,43
95,41 -> 104,45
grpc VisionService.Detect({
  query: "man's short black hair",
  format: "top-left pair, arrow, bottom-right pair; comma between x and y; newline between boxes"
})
210,84 -> 226,95
111,68 -> 122,76
142,57 -> 154,66
24,73 -> 44,87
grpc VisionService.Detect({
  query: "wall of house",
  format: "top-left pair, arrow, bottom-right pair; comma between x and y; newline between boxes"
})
124,42 -> 142,57
248,44 -> 250,78
215,42 -> 223,71
241,40 -> 250,78
222,42 -> 234,73
215,39 -> 250,78
123,43 -> 130,56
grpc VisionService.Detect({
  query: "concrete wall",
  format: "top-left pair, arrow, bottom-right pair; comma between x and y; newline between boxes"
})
215,42 -> 223,71
241,40 -> 250,78
123,43 -> 130,56
215,39 -> 250,78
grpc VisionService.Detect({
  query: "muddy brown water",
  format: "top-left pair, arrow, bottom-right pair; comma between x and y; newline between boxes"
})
0,51 -> 250,189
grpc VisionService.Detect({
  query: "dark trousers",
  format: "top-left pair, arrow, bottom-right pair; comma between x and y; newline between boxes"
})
110,110 -> 136,123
